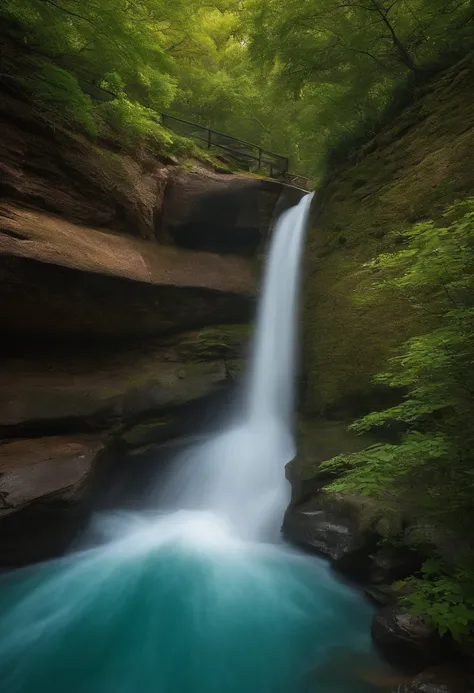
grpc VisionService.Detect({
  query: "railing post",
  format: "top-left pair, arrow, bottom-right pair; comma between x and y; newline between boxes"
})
258,148 -> 262,171
207,128 -> 212,149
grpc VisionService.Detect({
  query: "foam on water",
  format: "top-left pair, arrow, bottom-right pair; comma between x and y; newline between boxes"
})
0,194 -> 379,692
0,510 -> 374,693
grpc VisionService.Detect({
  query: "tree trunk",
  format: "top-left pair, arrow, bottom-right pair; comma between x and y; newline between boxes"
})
370,0 -> 420,72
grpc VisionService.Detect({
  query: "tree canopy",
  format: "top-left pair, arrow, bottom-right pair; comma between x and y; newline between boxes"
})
1,0 -> 473,175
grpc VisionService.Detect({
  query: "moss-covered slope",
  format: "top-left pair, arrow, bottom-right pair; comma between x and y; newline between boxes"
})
302,54 -> 474,416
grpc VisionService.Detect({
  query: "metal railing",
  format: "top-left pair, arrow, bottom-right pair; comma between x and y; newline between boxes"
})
72,79 -> 310,185
160,113 -> 289,179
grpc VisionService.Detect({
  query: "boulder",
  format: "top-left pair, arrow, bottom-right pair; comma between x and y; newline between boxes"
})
282,493 -> 377,579
372,605 -> 443,675
0,434 -> 103,516
0,434 -> 104,565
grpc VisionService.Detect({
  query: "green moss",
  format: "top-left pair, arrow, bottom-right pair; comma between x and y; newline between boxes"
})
171,324 -> 252,361
119,416 -> 172,448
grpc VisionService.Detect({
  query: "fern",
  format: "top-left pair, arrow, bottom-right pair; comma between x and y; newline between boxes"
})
319,202 -> 474,636
398,559 -> 474,641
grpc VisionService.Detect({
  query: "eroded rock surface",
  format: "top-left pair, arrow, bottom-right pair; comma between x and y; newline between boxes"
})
0,326 -> 249,437
0,435 -> 104,516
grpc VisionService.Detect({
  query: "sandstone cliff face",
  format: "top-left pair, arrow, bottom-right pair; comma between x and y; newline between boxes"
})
0,85 -> 299,565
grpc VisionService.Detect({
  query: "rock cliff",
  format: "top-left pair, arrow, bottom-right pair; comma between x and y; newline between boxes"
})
302,54 -> 474,418
0,84 -> 300,565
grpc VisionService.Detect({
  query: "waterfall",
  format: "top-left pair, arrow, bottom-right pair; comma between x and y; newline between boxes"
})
157,193 -> 313,541
0,192 -> 376,693
247,193 -> 313,424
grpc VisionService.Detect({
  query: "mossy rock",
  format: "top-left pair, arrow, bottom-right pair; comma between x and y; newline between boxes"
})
118,416 -> 172,448
166,324 -> 252,362
288,416 -> 379,504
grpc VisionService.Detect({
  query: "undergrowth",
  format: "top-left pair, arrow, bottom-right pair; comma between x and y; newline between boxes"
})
1,35 -> 204,161
398,558 -> 474,641
320,199 -> 474,638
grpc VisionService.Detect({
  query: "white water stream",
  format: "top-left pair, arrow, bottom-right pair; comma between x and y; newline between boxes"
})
159,193 -> 313,540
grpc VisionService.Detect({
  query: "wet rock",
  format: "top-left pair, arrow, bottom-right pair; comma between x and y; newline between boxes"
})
0,435 -> 104,516
364,584 -> 399,606
372,605 -> 442,675
288,418 -> 378,506
392,666 -> 472,693
0,435 -> 105,566
118,416 -> 173,449
282,493 -> 377,579
368,545 -> 423,585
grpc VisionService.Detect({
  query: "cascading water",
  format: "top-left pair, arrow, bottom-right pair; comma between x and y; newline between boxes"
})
158,193 -> 313,540
0,194 -> 378,693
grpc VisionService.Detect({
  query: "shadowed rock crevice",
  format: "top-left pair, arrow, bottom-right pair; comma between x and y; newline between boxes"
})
160,168 -> 296,255
0,253 -> 253,340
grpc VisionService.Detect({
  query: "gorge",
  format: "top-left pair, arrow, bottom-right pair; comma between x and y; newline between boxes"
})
2,1 -> 474,690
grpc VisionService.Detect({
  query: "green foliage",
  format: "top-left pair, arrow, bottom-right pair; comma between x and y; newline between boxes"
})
97,97 -> 172,151
322,434 -> 449,496
1,0 -> 179,104
319,199 -> 474,635
1,0 -> 194,150
246,0 -> 474,177
321,199 -> 474,521
2,0 -> 473,175
20,61 -> 98,135
398,558 -> 474,641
